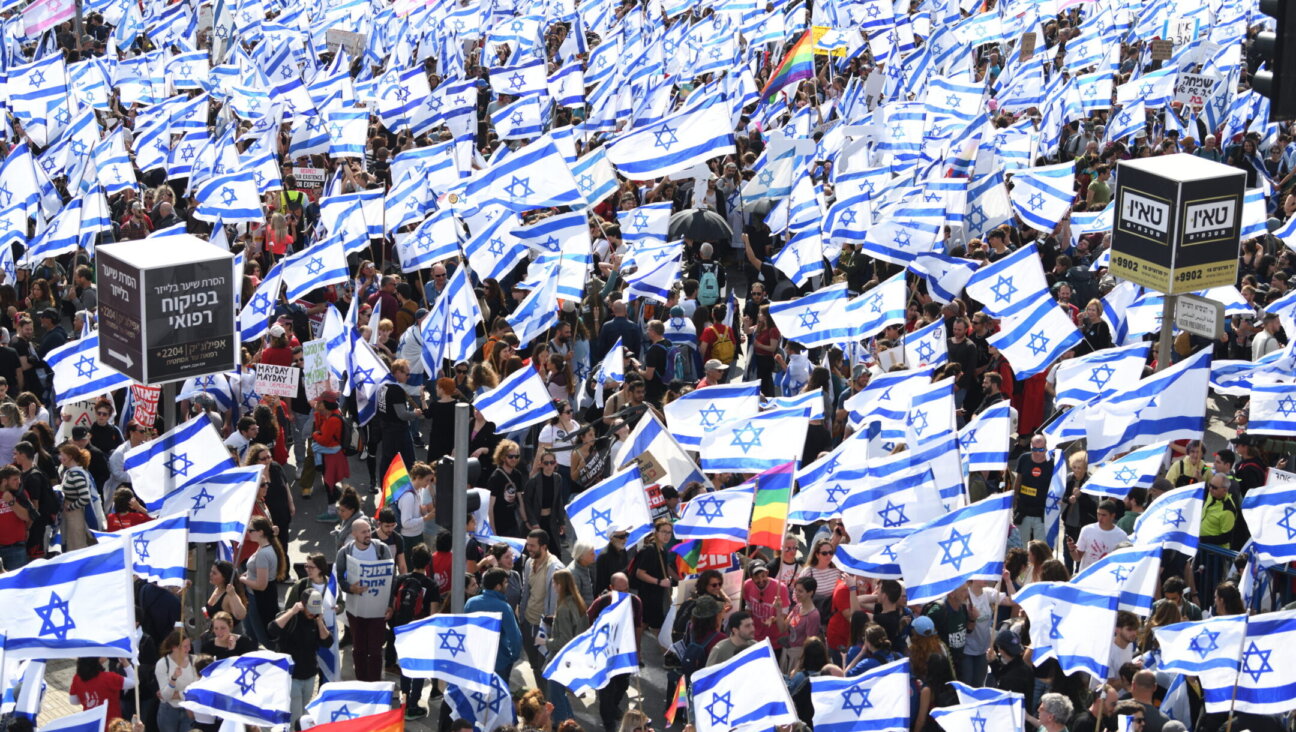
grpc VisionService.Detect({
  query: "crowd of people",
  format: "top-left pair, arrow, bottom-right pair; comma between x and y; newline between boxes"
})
0,0 -> 1295,727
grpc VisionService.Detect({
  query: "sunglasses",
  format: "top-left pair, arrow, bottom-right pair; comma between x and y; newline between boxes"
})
506,453 -> 521,459
542,461 -> 557,466
96,411 -> 111,417
818,550 -> 833,556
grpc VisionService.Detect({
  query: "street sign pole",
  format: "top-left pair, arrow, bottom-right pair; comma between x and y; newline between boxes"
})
450,403 -> 470,613
1157,295 -> 1177,372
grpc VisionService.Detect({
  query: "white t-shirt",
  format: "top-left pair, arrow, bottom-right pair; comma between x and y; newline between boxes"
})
965,586 -> 1005,655
1075,523 -> 1128,570
539,423 -> 577,468
1108,638 -> 1136,675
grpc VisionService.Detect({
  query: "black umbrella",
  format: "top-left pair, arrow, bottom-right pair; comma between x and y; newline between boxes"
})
668,207 -> 732,242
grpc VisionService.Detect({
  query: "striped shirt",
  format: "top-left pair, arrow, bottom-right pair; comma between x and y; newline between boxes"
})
60,466 -> 92,510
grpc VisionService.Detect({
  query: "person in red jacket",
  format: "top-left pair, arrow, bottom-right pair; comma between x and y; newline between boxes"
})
310,393 -> 349,510
106,487 -> 151,532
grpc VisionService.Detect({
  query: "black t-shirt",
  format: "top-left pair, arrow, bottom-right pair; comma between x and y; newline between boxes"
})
11,337 -> 38,388
488,467 -> 525,538
0,346 -> 20,390
1014,454 -> 1053,518
378,383 -> 407,425
644,338 -> 671,404
946,337 -> 980,390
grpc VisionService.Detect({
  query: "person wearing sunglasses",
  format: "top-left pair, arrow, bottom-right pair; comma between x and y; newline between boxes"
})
1113,700 -> 1147,730
797,537 -> 842,616
487,439 -> 529,540
523,451 -> 568,560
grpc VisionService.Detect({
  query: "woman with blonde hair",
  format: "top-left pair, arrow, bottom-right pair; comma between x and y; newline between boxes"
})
518,688 -> 555,732
265,212 -> 294,257
0,403 -> 25,467
546,569 -> 589,724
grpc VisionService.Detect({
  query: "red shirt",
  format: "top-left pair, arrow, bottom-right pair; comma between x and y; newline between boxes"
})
107,511 -> 151,532
70,671 -> 125,722
0,494 -> 29,545
826,578 -> 853,650
429,552 -> 452,597
742,578 -> 789,648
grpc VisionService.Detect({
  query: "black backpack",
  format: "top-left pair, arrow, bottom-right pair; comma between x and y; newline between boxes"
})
389,575 -> 427,627
337,414 -> 360,456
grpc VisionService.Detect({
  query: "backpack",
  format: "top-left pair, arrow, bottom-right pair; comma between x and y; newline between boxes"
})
1064,266 -> 1098,308
671,598 -> 697,644
389,574 -> 427,627
698,264 -> 721,307
708,326 -> 736,365
337,414 -> 360,456
680,631 -> 721,677
665,344 -> 696,384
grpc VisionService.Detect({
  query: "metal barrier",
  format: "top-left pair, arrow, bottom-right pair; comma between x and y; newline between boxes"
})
1195,543 -> 1296,611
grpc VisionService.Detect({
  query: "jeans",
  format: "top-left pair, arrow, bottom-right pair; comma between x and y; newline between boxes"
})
347,613 -> 387,682
244,593 -> 272,649
548,679 -> 574,723
156,703 -> 189,732
1018,515 -> 1046,544
959,650 -> 988,686
290,676 -> 316,724
0,543 -> 27,572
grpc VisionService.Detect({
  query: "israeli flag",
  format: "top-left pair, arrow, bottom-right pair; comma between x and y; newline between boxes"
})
989,294 -> 1083,379
572,148 -> 618,210
844,366 -> 936,433
475,366 -> 558,433
46,334 -> 131,407
929,694 -> 1021,732
239,261 -> 283,343
181,651 -> 294,727
193,170 -> 264,224
36,703 -> 105,732
689,639 -> 796,732
769,389 -> 826,422
1085,348 -> 1211,463
698,406 -> 810,473
566,466 -> 653,550
543,592 -> 638,693
1083,441 -> 1170,499
124,416 -> 238,511
604,97 -> 736,180
1071,545 -> 1162,616
304,681 -> 394,725
1,655 -> 46,722
947,683 -> 1025,730
867,427 -> 966,508
625,247 -> 682,303
1007,161 -> 1076,234
423,265 -> 482,369
1153,614 -> 1247,676
904,318 -> 948,368
846,271 -> 909,340
1245,380 -> 1296,437
906,377 -> 956,448
443,673 -> 514,732
664,381 -> 761,447
282,234 -> 349,301
90,514 -> 189,588
1241,478 -> 1296,567
833,528 -> 911,579
492,93 -> 546,140
162,466 -> 262,543
964,243 -> 1049,318
348,338 -> 393,426
810,657 -> 909,732
894,492 -> 1013,605
1132,483 -> 1204,557
0,540 -> 135,659
393,612 -> 502,695
959,402 -> 1012,473
1015,581 -> 1120,679
674,483 -> 755,543
1201,609 -> 1296,715
463,135 -> 584,212
326,109 -> 368,157
1055,342 -> 1150,407
909,252 -> 979,304
839,468 -> 945,535
768,282 -> 853,348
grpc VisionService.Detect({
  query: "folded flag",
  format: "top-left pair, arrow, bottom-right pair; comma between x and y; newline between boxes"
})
895,492 -> 1013,605
698,406 -> 810,474
393,612 -> 501,695
90,514 -> 188,587
543,592 -> 638,693
611,412 -> 707,491
1082,440 -> 1171,499
810,657 -> 909,732
1014,581 -> 1120,680
0,540 -> 135,660
1241,478 -> 1296,566
566,466 -> 653,550
304,681 -> 394,726
1132,483 -> 1203,557
674,483 -> 755,544
1153,614 -> 1248,677
1201,609 -> 1296,716
689,639 -> 797,732
182,651 -> 294,727
475,366 -> 558,433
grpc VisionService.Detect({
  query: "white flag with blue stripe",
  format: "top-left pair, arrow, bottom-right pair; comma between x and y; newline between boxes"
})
895,492 -> 1012,605
0,540 -> 135,660
689,639 -> 796,732
910,252 -> 979,304
1245,380 -> 1296,437
839,468 -> 945,535
904,318 -> 948,368
281,234 -> 349,301
443,673 -> 514,732
572,148 -> 618,210
193,169 -> 264,224
347,337 -> 392,427
1055,342 -> 1150,407
833,528 -> 910,579
1083,441 -> 1170,499
423,265 -> 482,369
1153,614 -> 1247,677
238,261 -> 282,343
1132,483 -> 1203,557
989,294 -> 1083,379
566,466 -> 653,550
326,109 -> 368,157
304,681 -> 393,725
1085,348 -> 1211,463
475,366 -> 558,433
948,684 -> 1025,730
959,402 -> 1012,473
964,243 -> 1049,318
844,365 -> 935,433
604,97 -> 736,180
1201,609 -> 1296,715
161,466 -> 262,543
46,334 -> 131,407
769,389 -> 826,422
124,415 -> 238,511
1241,477 -> 1296,567
845,271 -> 909,340
664,381 -> 761,447
1071,545 -> 1162,616
181,651 -> 293,727
90,514 -> 189,588
543,592 -> 639,693
810,657 -> 909,732
675,483 -> 754,543
698,406 -> 810,473
1014,581 -> 1120,680
35,703 -> 105,732
906,377 -> 956,448
394,612 -> 501,695
1007,161 -> 1075,233
768,282 -> 853,348
929,693 -> 1021,732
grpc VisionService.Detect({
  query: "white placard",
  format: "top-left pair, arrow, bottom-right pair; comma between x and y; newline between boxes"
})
255,363 -> 300,398
344,556 -> 395,618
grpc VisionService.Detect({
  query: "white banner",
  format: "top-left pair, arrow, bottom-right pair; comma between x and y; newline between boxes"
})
255,363 -> 300,398
344,556 -> 395,618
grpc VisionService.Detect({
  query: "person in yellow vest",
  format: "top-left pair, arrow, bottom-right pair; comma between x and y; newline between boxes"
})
279,175 -> 306,212
1200,472 -> 1239,549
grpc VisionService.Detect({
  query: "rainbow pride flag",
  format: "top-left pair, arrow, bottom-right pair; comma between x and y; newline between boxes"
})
376,454 -> 413,513
749,462 -> 795,550
760,31 -> 815,101
664,675 -> 688,725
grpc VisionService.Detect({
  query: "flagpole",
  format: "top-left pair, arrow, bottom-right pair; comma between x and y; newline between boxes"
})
1222,614 -> 1251,732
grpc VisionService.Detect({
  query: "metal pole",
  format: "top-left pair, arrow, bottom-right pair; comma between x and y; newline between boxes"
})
1156,294 -> 1177,372
73,0 -> 84,50
450,402 -> 470,613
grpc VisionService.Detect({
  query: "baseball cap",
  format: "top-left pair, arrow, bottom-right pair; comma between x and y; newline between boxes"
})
704,359 -> 724,372
39,308 -> 59,322
749,560 -> 769,575
303,588 -> 323,615
268,323 -> 286,338
995,627 -> 1024,656
911,616 -> 937,637
692,594 -> 723,620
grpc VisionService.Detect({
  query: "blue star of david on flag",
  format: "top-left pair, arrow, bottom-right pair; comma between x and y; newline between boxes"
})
330,705 -> 357,722
1048,611 -> 1064,640
698,404 -> 726,430
916,341 -> 936,364
587,625 -> 611,656
705,691 -> 732,725
510,392 -> 533,412
910,409 -> 929,435
1241,641 -> 1274,682
352,367 -> 376,388
450,310 -> 468,332
74,355 -> 97,379
730,424 -> 763,453
1162,508 -> 1187,528
1277,396 -> 1296,417
959,429 -> 978,450
824,484 -> 849,507
938,528 -> 975,570
970,711 -> 988,732
1109,565 -> 1131,583
585,507 -> 613,535
166,452 -> 194,478
990,275 -> 1017,302
841,686 -> 873,714
133,534 -> 150,560
305,257 -> 325,275
839,209 -> 857,226
879,500 -> 909,527
1188,628 -> 1220,659
692,496 -> 726,523
1026,332 -> 1050,356
190,487 -> 215,511
234,665 -> 260,695
487,237 -> 507,256
1113,466 -> 1138,484
440,628 -> 468,657
1028,192 -> 1045,210
34,591 -> 75,640
653,124 -> 680,150
220,187 -> 238,206
1088,364 -> 1116,390
799,310 -> 821,329
503,176 -> 534,198
1280,506 -> 1296,540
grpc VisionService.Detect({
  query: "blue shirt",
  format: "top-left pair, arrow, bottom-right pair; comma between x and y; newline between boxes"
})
464,589 -> 522,678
